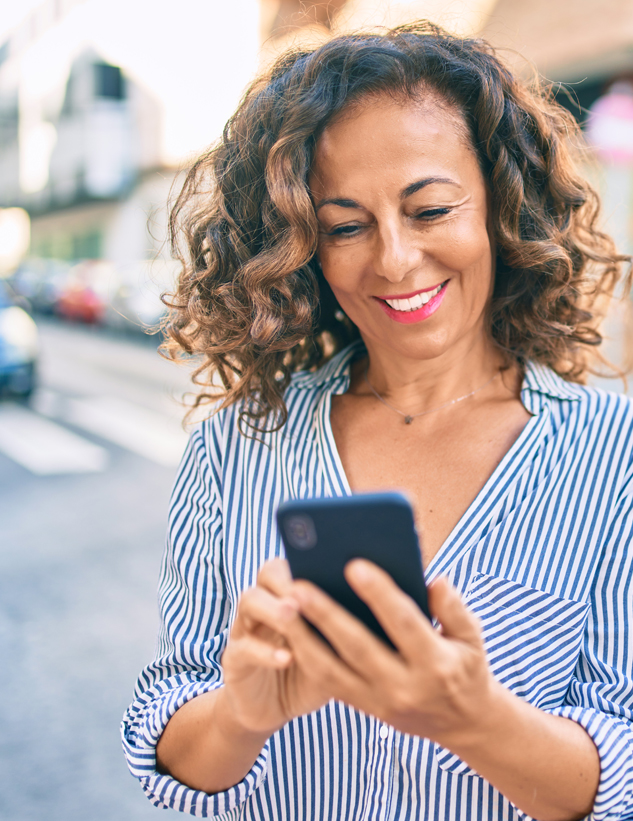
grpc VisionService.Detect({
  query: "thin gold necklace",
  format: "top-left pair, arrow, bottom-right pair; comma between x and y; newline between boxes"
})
363,368 -> 499,424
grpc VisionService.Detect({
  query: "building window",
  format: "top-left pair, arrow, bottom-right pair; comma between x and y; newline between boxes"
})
31,230 -> 102,261
94,63 -> 125,101
0,94 -> 19,148
73,230 -> 103,260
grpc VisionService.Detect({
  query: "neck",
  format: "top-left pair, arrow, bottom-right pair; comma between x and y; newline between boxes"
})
356,327 -> 506,414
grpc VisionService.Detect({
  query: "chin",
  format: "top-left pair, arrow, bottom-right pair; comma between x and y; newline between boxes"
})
367,326 -> 455,362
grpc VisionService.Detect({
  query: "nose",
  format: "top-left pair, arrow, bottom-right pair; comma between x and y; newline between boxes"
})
374,222 -> 422,283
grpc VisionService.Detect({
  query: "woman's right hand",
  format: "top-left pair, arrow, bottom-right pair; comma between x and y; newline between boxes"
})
157,558 -> 330,793
220,558 -> 332,737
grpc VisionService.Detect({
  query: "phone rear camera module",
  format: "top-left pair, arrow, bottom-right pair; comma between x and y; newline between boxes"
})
284,515 -> 317,550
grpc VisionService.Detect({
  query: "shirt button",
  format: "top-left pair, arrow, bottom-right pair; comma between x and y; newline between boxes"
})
379,725 -> 389,740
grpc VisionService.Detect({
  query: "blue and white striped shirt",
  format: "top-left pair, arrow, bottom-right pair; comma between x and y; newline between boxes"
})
122,341 -> 633,820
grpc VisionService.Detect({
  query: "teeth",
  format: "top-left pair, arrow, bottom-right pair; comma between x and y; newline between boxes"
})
384,283 -> 443,312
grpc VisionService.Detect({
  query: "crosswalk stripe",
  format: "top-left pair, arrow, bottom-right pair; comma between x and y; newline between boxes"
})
64,396 -> 188,467
0,404 -> 109,475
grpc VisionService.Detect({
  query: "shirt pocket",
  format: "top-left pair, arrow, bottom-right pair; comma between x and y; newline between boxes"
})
434,572 -> 590,776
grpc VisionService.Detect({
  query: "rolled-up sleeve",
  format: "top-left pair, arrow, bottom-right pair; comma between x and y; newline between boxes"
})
121,424 -> 269,816
544,471 -> 633,821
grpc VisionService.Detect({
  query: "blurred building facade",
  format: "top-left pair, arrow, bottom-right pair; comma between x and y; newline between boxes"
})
0,47 -> 165,268
0,0 -> 259,285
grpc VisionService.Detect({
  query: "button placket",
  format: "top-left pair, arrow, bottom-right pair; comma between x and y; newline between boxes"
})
379,725 -> 394,814
361,721 -> 396,821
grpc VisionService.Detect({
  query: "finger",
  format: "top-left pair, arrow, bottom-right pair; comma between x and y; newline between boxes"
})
344,559 -> 435,660
427,577 -> 483,646
280,595 -> 376,710
257,558 -> 294,597
290,578 -> 403,679
223,633 -> 293,675
234,585 -> 300,639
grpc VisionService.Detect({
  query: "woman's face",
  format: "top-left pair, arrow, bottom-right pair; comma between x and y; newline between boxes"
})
309,93 -> 495,364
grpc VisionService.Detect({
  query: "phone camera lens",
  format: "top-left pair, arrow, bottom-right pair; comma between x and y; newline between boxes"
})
284,515 -> 317,550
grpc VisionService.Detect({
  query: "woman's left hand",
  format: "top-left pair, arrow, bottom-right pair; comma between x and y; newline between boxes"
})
279,561 -> 601,821
283,560 -> 495,748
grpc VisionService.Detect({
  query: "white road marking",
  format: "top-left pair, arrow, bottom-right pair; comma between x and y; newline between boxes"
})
0,404 -> 109,475
65,396 -> 188,466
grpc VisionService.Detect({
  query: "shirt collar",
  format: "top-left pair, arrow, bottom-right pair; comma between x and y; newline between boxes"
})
292,342 -> 583,406
291,340 -> 365,391
521,361 -> 583,410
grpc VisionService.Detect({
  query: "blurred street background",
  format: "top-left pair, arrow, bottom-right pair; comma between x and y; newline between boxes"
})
0,318 -> 189,820
0,0 -> 632,819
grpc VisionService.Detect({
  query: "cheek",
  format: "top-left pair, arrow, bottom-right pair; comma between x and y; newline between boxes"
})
436,221 -> 493,293
318,244 -> 369,299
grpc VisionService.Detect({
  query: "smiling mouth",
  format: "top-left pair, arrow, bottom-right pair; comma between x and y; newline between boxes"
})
379,281 -> 447,312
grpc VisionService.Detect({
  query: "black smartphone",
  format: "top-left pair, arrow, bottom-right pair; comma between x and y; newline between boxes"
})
276,492 -> 430,648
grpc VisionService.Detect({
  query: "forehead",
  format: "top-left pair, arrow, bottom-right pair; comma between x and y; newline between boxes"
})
309,92 -> 477,194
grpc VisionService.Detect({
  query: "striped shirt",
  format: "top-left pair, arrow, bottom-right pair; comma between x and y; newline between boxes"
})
122,340 -> 633,820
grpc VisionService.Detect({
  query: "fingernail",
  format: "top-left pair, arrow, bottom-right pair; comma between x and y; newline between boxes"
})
274,648 -> 291,664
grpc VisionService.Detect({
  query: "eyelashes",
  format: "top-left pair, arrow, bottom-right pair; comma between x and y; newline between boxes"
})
324,207 -> 452,237
416,207 -> 451,220
328,225 -> 363,236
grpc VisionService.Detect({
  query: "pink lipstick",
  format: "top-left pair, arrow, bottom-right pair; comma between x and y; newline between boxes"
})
375,280 -> 449,325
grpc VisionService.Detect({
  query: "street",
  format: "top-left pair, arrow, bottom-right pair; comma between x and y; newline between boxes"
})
0,319 -> 192,820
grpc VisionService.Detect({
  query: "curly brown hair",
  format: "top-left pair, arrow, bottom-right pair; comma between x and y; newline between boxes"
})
164,20 -> 629,432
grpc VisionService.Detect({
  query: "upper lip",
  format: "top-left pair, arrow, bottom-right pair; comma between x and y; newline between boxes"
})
375,281 -> 447,301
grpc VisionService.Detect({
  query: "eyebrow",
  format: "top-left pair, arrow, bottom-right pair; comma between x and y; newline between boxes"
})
315,177 -> 459,211
314,197 -> 360,212
401,176 -> 459,199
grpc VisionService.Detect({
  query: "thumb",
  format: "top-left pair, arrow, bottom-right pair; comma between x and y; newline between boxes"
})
428,577 -> 482,647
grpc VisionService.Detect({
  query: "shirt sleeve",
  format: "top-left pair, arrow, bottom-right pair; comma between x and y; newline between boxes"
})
541,468 -> 633,821
120,422 -> 270,816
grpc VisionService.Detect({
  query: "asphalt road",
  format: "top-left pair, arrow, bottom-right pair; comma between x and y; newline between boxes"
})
0,319 -> 195,821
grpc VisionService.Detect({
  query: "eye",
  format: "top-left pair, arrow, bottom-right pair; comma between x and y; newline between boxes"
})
415,207 -> 451,220
327,224 -> 363,237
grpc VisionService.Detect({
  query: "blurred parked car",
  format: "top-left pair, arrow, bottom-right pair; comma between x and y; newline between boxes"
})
55,260 -> 120,324
10,258 -> 72,314
0,281 -> 38,399
11,256 -> 177,334
104,259 -> 178,334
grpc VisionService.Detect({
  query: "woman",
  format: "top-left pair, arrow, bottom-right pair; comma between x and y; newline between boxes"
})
122,22 -> 633,821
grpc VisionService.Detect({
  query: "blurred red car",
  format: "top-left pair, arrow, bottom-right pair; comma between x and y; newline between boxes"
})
55,261 -> 119,324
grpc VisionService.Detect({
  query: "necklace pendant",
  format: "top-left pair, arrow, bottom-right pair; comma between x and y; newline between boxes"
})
404,415 -> 413,425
